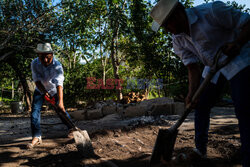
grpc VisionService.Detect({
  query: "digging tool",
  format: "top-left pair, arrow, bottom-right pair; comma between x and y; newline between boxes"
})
150,49 -> 232,165
44,95 -> 94,155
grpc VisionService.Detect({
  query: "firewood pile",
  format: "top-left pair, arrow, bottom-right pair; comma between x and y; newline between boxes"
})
121,92 -> 147,104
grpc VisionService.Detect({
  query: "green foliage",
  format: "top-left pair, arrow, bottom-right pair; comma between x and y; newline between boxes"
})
0,0 -> 59,56
0,0 -> 249,107
0,62 -> 15,86
0,97 -> 15,105
204,0 -> 250,13
227,1 -> 250,13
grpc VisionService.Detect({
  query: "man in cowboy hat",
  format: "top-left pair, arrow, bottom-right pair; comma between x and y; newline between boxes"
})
28,43 -> 72,148
151,0 -> 250,166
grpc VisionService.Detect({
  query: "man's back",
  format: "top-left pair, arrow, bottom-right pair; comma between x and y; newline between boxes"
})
173,1 -> 250,83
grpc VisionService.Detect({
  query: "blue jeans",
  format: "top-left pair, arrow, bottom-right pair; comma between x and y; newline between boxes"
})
195,66 -> 250,167
31,90 -> 72,138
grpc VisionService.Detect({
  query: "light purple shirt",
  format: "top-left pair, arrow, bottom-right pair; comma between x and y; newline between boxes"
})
173,1 -> 250,83
31,57 -> 64,96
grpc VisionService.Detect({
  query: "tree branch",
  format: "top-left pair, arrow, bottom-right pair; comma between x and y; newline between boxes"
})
0,51 -> 14,62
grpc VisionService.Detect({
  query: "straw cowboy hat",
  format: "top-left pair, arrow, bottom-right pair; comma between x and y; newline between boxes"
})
34,43 -> 53,54
150,0 -> 178,32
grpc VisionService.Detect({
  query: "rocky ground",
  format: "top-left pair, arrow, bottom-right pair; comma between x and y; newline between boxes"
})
0,107 -> 242,167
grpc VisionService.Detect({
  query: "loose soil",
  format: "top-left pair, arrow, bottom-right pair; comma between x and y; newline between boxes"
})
0,107 -> 242,167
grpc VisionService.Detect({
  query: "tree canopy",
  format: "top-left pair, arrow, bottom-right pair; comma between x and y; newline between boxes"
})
0,0 -> 249,109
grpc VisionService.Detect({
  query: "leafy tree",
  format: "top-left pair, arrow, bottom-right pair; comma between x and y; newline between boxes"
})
1,0 -> 248,110
0,0 -> 60,111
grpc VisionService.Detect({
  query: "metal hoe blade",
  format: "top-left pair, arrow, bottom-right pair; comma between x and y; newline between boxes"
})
73,130 -> 93,155
150,129 -> 178,165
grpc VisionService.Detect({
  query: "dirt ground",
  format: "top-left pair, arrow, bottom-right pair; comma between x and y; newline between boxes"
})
0,107 -> 243,167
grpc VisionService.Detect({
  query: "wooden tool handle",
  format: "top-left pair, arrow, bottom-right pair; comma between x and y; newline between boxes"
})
169,49 -> 229,132
169,70 -> 215,132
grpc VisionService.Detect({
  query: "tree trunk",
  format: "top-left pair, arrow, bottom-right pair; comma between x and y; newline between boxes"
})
110,28 -> 123,101
6,58 -> 32,112
68,55 -> 72,69
73,52 -> 76,68
99,14 -> 108,90
72,42 -> 77,68
107,2 -> 127,101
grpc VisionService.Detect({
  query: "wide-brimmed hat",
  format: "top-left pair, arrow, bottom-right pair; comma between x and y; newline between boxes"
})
34,43 -> 53,54
150,0 -> 178,32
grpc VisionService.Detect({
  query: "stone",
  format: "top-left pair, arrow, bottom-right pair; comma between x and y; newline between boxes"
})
95,101 -> 107,109
123,105 -> 147,118
150,103 -> 175,116
69,110 -> 86,121
86,109 -> 103,120
97,114 -> 121,124
105,99 -> 116,105
138,97 -> 174,111
173,102 -> 185,115
139,97 -> 174,106
102,105 -> 117,116
117,107 -> 124,116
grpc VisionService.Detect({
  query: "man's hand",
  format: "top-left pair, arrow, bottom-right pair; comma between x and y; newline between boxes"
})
35,81 -> 49,97
58,102 -> 65,112
222,20 -> 250,58
222,41 -> 241,58
44,92 -> 51,99
185,93 -> 199,109
185,94 -> 192,107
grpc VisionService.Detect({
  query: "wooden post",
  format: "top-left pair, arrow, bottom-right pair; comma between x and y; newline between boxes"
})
12,80 -> 14,99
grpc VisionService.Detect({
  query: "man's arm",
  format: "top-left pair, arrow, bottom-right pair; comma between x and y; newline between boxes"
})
53,63 -> 65,112
236,20 -> 250,47
223,20 -> 250,57
185,63 -> 201,106
35,81 -> 50,98
57,85 -> 65,112
210,2 -> 250,57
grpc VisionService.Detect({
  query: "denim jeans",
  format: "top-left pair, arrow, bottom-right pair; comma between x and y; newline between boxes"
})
31,90 -> 72,138
195,66 -> 250,167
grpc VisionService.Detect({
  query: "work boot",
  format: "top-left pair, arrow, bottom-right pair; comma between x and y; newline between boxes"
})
188,148 -> 207,161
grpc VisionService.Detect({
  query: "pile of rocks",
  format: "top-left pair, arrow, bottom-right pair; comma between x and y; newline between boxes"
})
69,97 -> 185,121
